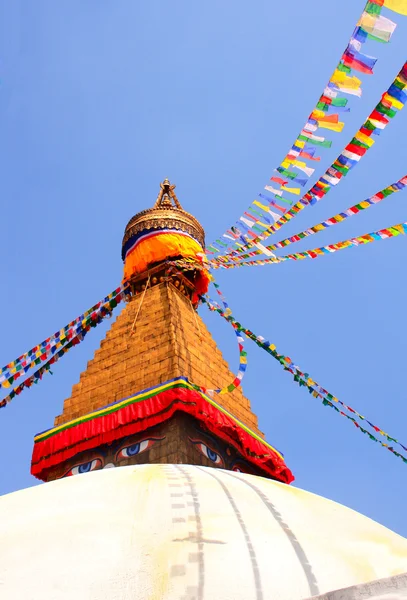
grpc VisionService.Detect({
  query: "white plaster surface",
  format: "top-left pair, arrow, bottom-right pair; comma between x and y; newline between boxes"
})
0,464 -> 406,600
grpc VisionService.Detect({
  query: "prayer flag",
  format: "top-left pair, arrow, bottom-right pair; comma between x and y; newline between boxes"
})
264,185 -> 282,196
358,12 -> 397,42
281,186 -> 300,195
270,176 -> 287,185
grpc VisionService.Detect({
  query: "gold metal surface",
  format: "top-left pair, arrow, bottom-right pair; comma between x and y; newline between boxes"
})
122,179 -> 205,258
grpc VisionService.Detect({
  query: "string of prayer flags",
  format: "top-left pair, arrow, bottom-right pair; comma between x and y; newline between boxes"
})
211,221 -> 407,270
211,176 -> 407,265
0,285 -> 130,406
212,60 -> 407,264
0,328 -> 93,411
207,0 -> 399,257
198,322 -> 247,396
201,295 -> 407,464
0,285 -> 129,386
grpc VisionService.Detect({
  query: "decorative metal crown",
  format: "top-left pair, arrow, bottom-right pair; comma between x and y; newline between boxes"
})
122,179 -> 205,260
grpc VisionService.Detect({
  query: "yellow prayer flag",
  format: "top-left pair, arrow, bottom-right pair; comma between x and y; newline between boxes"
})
330,69 -> 361,91
311,109 -> 325,120
294,139 -> 305,148
281,186 -> 300,195
2,380 -> 11,388
317,120 -> 344,133
291,159 -> 306,168
269,344 -> 276,351
253,200 -> 269,211
383,92 -> 404,110
384,0 -> 407,15
355,131 -> 375,147
314,224 -> 325,231
281,160 -> 291,169
359,201 -> 370,209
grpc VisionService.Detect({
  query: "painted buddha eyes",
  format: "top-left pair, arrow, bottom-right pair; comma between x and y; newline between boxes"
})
189,438 -> 224,466
65,458 -> 102,477
63,437 -> 162,477
116,438 -> 157,460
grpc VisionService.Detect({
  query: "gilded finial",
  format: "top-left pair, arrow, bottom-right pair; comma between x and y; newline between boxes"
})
154,179 -> 182,210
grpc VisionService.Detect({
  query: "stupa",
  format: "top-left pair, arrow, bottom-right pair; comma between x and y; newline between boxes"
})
1,180 -> 407,600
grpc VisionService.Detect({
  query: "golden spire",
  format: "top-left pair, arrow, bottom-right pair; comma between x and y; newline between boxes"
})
154,178 -> 182,210
122,179 -> 205,260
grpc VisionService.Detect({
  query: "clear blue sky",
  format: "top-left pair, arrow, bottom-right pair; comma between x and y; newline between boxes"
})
1,1 -> 407,536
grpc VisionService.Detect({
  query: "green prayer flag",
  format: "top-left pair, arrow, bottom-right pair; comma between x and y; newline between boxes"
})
376,102 -> 397,118
298,135 -> 332,148
382,187 -> 395,197
279,168 -> 298,179
333,164 -> 349,175
365,2 -> 382,15
351,138 -> 369,150
364,120 -> 376,131
393,78 -> 405,90
337,63 -> 351,74
331,97 -> 348,107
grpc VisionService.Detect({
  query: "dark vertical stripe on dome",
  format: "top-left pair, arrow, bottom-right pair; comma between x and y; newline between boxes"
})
223,471 -> 320,597
197,467 -> 264,600
176,465 -> 205,600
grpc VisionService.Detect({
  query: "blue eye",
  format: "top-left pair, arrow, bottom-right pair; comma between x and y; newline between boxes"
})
78,462 -> 92,473
127,443 -> 140,456
189,438 -> 224,466
116,439 -> 158,460
207,447 -> 218,462
65,458 -> 102,477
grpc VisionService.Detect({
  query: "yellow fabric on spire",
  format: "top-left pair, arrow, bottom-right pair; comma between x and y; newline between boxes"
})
384,0 -> 407,14
124,233 -> 203,280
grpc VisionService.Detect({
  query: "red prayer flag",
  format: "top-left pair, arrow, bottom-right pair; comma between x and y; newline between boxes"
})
346,143 -> 367,156
359,127 -> 373,137
320,95 -> 333,106
270,176 -> 287,185
370,109 -> 389,124
342,54 -> 373,75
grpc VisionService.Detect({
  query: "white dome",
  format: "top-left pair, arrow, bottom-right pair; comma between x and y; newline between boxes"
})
1,464 -> 406,600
